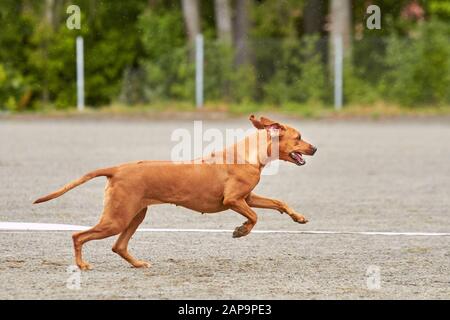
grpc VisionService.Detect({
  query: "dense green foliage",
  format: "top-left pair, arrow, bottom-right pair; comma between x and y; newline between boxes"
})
0,0 -> 449,111
381,19 -> 450,105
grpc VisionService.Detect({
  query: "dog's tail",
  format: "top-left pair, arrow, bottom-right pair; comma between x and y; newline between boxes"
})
33,167 -> 116,204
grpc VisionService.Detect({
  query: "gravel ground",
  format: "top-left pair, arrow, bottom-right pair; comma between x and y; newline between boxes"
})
0,116 -> 449,299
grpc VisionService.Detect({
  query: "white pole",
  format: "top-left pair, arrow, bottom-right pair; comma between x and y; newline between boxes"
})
76,36 -> 85,111
195,34 -> 204,109
334,34 -> 343,110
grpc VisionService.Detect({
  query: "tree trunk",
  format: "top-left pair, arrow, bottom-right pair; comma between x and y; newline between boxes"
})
181,0 -> 201,60
89,0 -> 97,24
304,0 -> 324,34
233,0 -> 250,66
52,0 -> 64,28
45,0 -> 55,28
42,0 -> 55,104
148,0 -> 158,8
328,0 -> 352,74
214,0 -> 232,44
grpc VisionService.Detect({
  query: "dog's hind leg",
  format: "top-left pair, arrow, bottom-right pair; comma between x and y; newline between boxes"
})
112,207 -> 149,268
72,199 -> 143,271
72,220 -> 123,271
245,193 -> 308,224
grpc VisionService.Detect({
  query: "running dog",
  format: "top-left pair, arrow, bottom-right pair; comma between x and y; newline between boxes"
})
33,115 -> 317,270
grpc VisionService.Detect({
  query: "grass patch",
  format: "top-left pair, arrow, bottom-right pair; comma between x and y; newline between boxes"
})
2,101 -> 450,119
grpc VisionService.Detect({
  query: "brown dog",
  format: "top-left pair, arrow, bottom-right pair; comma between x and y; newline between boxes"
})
33,115 -> 317,270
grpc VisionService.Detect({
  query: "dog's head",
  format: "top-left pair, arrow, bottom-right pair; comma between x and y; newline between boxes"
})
250,115 -> 317,166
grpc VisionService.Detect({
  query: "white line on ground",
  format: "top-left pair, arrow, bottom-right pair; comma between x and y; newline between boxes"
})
0,222 -> 449,236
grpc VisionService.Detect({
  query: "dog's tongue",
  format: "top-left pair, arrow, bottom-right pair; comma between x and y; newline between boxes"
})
292,152 -> 305,165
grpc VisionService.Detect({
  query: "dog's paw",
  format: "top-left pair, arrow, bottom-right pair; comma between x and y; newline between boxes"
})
77,262 -> 93,271
292,213 -> 308,224
232,225 -> 250,238
132,260 -> 151,269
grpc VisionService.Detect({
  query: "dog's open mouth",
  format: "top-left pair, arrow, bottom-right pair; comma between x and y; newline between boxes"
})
289,152 -> 305,166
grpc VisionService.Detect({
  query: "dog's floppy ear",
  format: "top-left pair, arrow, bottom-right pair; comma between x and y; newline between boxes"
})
249,114 -> 265,129
249,115 -> 285,133
260,116 -> 285,131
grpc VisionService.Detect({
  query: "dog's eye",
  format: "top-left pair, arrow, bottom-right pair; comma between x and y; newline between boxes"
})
297,135 -> 301,140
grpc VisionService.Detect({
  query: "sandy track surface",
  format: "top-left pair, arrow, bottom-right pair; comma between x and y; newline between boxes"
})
0,117 -> 449,299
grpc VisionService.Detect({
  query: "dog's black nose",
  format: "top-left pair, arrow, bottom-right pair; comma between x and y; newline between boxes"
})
311,146 -> 317,155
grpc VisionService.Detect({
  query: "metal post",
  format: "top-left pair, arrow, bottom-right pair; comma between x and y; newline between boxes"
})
195,34 -> 204,109
76,36 -> 85,111
334,34 -> 343,110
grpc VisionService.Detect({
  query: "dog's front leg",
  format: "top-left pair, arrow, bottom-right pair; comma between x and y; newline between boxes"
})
246,192 -> 308,224
223,198 -> 258,238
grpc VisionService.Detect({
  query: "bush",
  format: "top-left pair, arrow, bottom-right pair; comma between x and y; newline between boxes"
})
0,64 -> 31,111
263,35 -> 326,105
204,42 -> 257,103
39,25 -> 77,108
380,19 -> 450,106
343,62 -> 379,105
139,8 -> 194,102
204,43 -> 234,101
229,64 -> 257,103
